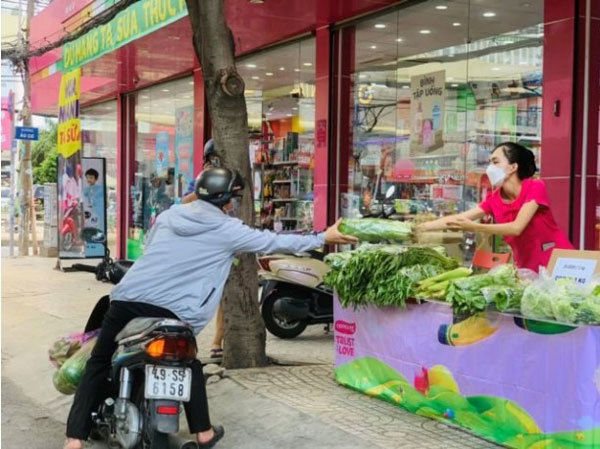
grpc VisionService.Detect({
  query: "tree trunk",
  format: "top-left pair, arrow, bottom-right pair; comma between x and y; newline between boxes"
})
185,0 -> 268,368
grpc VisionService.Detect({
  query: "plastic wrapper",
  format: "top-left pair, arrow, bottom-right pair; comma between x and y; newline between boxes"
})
339,218 -> 414,243
48,329 -> 99,369
52,336 -> 97,395
482,285 -> 524,312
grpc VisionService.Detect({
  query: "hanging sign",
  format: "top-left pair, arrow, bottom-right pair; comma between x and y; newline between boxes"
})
410,70 -> 445,155
174,106 -> 194,194
57,68 -> 82,157
15,126 -> 39,141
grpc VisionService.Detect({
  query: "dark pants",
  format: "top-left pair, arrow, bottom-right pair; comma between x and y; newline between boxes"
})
66,300 -> 211,440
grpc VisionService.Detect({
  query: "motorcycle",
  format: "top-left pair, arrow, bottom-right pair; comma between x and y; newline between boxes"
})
79,229 -> 198,449
258,250 -> 333,339
61,200 -> 80,251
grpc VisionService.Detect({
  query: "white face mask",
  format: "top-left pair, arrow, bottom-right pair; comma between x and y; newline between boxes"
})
486,164 -> 507,187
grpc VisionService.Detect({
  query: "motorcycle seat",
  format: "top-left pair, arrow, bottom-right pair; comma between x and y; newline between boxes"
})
116,317 -> 189,343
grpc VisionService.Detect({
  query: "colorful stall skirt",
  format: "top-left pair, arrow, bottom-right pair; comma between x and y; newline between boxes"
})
334,298 -> 600,448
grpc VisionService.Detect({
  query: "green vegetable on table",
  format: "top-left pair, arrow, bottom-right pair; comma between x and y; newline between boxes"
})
446,264 -> 518,316
324,245 -> 458,309
339,218 -> 414,243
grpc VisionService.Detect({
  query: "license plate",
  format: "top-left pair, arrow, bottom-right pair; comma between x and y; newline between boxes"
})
145,365 -> 192,402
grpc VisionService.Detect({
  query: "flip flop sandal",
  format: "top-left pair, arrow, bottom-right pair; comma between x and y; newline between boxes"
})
197,425 -> 225,448
210,348 -> 223,358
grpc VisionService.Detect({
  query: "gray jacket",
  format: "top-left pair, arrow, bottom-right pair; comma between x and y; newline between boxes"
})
111,200 -> 325,334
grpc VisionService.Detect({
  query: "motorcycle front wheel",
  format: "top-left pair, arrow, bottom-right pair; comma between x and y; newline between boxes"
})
261,294 -> 308,339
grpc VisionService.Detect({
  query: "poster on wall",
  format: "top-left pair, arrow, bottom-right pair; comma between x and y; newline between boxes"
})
155,132 -> 170,178
82,157 -> 107,258
58,69 -> 85,259
174,107 -> 194,198
410,70 -> 445,155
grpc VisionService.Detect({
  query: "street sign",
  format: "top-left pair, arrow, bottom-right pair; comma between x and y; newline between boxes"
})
15,126 -> 39,141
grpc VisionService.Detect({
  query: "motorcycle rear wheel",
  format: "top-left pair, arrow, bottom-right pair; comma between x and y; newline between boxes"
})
133,377 -> 169,449
261,294 -> 308,339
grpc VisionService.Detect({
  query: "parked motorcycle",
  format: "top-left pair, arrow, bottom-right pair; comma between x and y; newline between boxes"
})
79,229 -> 198,449
61,200 -> 80,251
258,250 -> 333,339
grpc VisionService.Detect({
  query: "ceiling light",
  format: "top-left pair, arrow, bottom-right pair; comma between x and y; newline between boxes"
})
245,90 -> 255,94
420,29 -> 431,34
374,23 -> 386,29
189,81 -> 194,85
491,67 -> 501,71
483,11 -> 496,17
266,72 -> 273,76
294,68 -> 301,72
161,89 -> 170,92
303,62 -> 312,67
292,107 -> 298,110
252,76 -> 260,80
279,67 -> 285,71
453,22 -> 461,26
402,85 -> 409,89
451,83 -> 459,87
447,77 -> 454,81
266,112 -> 272,116
248,0 -> 265,3
359,74 -> 366,79
435,5 -> 448,10
396,38 -> 404,42
246,63 -> 257,68
286,113 -> 293,117
370,45 -> 377,49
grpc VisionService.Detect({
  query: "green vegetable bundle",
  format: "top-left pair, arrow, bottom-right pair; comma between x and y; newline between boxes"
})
325,245 -> 459,309
339,218 -> 414,243
446,264 -> 519,316
416,267 -> 472,299
520,278 -> 600,324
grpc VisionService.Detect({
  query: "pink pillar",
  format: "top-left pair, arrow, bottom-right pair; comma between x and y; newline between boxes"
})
314,26 -> 331,231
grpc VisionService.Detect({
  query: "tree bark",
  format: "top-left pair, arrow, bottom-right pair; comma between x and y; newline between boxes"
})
185,0 -> 268,368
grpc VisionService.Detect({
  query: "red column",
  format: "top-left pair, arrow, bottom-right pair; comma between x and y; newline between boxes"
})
540,0 -> 578,240
329,27 -> 355,223
571,0 -> 600,249
116,95 -> 124,258
314,26 -> 331,231
193,69 -> 209,176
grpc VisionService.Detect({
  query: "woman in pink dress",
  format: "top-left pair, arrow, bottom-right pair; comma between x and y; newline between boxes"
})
419,142 -> 573,272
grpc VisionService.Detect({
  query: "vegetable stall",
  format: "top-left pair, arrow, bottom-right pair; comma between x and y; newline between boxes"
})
326,219 -> 600,449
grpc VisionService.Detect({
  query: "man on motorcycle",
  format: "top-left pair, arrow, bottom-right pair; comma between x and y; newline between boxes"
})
64,167 -> 358,449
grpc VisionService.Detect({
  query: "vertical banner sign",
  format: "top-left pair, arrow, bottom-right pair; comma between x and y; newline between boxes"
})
82,158 -> 107,258
155,132 -> 170,177
57,69 -> 85,259
174,107 -> 194,196
410,70 -> 445,155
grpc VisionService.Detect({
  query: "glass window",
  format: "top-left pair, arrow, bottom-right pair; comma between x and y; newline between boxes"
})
342,1 -> 543,261
126,76 -> 194,258
81,101 -> 117,254
238,38 -> 316,231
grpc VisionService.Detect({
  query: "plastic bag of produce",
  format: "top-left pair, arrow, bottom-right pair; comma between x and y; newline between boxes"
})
48,329 -> 99,369
52,336 -> 97,395
482,285 -> 524,312
339,218 -> 414,243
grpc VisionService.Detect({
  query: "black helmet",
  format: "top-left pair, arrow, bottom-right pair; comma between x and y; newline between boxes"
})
204,139 -> 215,159
195,167 -> 244,208
203,139 -> 221,167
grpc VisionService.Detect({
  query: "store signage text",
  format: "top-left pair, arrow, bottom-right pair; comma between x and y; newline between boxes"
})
335,320 -> 356,357
62,0 -> 188,70
412,75 -> 443,100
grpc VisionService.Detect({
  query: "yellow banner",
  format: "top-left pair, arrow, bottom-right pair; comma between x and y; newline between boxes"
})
57,69 -> 82,157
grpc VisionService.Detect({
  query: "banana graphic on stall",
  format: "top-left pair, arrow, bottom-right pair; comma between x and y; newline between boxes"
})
438,313 -> 499,346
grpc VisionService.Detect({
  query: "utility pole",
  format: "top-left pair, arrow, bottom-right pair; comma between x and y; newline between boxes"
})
17,0 -> 37,256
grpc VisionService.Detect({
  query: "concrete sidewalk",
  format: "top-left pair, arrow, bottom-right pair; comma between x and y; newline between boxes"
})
1,255 -> 499,449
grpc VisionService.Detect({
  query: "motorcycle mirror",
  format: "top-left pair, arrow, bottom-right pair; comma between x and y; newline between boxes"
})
81,227 -> 106,244
385,185 -> 396,200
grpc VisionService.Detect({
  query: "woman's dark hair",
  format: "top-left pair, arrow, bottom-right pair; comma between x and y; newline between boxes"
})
493,142 -> 537,179
85,168 -> 99,179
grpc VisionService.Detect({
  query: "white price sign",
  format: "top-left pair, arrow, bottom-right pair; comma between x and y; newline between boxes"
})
551,258 -> 598,285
